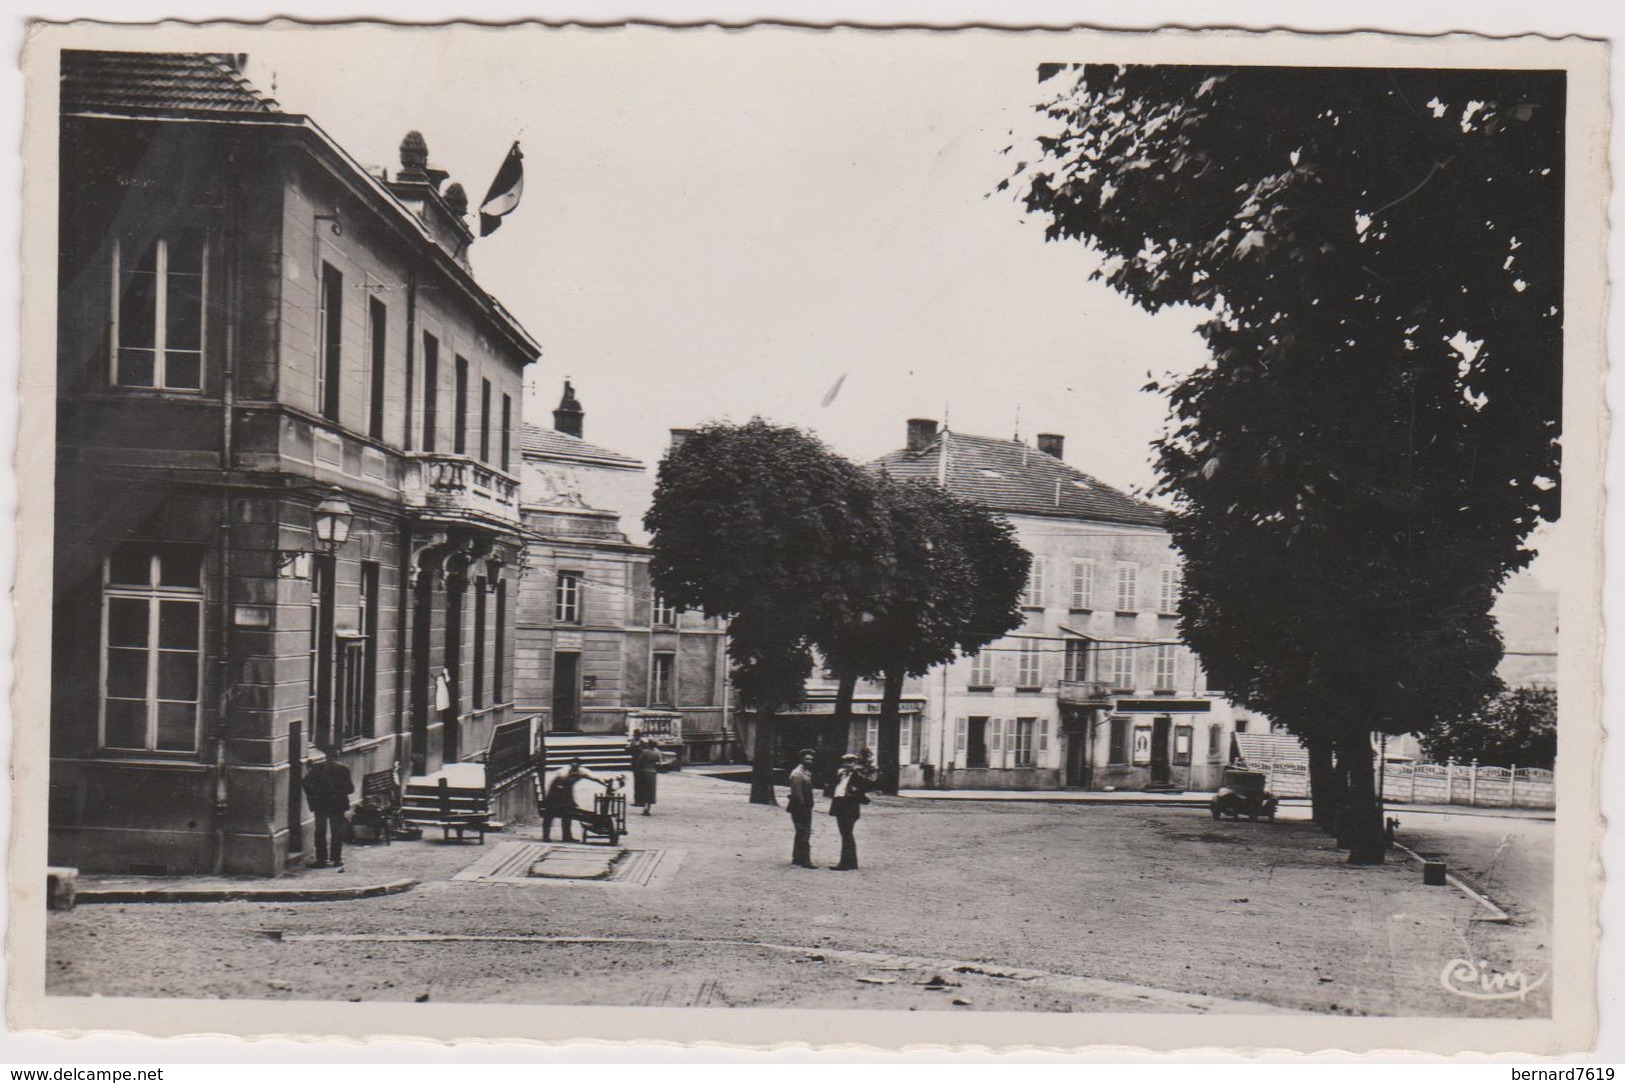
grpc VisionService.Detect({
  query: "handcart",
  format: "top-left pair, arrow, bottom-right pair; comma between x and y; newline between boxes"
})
576,781 -> 627,845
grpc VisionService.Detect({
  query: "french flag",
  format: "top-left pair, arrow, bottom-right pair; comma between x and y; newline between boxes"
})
478,142 -> 525,237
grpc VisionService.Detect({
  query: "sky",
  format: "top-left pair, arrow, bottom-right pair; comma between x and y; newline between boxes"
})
191,23 -> 1563,578
233,25 -> 1212,502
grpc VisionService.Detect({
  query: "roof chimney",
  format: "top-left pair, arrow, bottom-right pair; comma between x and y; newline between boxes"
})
553,379 -> 584,438
1037,433 -> 1065,460
669,428 -> 695,451
906,418 -> 939,453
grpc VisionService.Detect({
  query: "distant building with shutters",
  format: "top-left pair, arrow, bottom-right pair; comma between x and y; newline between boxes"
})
513,391 -> 731,763
866,419 -> 1257,792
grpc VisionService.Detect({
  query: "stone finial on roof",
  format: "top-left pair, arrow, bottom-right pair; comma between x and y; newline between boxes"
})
444,182 -> 468,217
399,130 -> 429,174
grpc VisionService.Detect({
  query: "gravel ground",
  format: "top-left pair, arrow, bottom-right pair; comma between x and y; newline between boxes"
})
47,771 -> 1550,1016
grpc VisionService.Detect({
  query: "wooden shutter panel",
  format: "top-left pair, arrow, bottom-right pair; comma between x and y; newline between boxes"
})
955,717 -> 967,758
1039,718 -> 1050,753
991,718 -> 1003,758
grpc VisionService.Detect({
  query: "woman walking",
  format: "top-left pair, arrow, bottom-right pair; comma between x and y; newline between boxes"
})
632,738 -> 662,815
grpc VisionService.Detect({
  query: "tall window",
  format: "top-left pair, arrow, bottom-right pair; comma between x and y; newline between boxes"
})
113,230 -> 204,390
1011,717 -> 1037,767
500,394 -> 513,471
1023,558 -> 1047,607
1159,566 -> 1181,613
1070,559 -> 1095,609
1110,642 -> 1136,690
479,378 -> 493,463
334,561 -> 380,744
493,580 -> 507,704
318,263 -> 343,421
453,355 -> 470,454
1016,641 -> 1042,689
1115,561 -> 1139,612
421,333 -> 439,452
102,544 -> 203,753
472,575 -> 488,709
307,555 -> 338,748
555,571 -> 582,624
367,297 -> 387,440
1063,639 -> 1091,682
960,717 -> 990,769
1154,644 -> 1177,690
652,594 -> 677,626
1208,723 -> 1222,759
967,650 -> 994,689
650,651 -> 675,706
865,716 -> 916,765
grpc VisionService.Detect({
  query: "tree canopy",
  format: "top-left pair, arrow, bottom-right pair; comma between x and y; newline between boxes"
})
646,419 -> 891,803
1419,686 -> 1556,768
1014,64 -> 1564,860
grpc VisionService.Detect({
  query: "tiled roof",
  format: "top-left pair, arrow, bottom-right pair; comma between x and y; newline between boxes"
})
1232,732 -> 1309,767
518,422 -> 642,468
869,430 -> 1166,527
62,50 -> 280,116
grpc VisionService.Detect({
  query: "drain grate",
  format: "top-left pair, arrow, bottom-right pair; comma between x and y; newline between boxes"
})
453,842 -> 682,888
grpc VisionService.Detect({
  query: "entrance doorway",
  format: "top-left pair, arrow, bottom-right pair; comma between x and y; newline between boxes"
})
1065,727 -> 1092,787
552,651 -> 581,732
1150,715 -> 1173,785
966,716 -> 989,769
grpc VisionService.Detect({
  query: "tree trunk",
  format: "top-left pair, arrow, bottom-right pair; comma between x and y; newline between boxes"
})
1339,727 -> 1385,864
832,671 -> 857,740
876,668 -> 905,795
749,705 -> 779,806
1306,732 -> 1341,833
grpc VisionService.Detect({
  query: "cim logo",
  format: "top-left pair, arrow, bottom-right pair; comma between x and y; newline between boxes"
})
1439,957 -> 1548,1001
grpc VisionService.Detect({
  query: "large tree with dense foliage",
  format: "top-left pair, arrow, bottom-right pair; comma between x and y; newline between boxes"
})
646,420 -> 892,804
1420,686 -> 1557,769
1014,64 -> 1563,861
818,479 -> 1030,791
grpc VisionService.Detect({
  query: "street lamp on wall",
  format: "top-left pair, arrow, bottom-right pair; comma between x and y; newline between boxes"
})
277,487 -> 355,575
313,487 -> 354,553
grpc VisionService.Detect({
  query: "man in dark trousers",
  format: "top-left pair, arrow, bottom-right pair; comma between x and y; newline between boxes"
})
827,752 -> 869,870
786,748 -> 817,868
301,746 -> 354,870
541,759 -> 610,842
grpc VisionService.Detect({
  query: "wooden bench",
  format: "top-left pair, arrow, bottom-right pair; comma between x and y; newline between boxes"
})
350,769 -> 404,844
401,775 -> 489,844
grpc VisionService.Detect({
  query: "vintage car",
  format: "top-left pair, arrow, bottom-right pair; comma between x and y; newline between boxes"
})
1210,765 -> 1280,821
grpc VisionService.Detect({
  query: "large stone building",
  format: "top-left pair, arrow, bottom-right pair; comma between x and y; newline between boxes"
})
50,51 -> 540,876
513,396 -> 731,763
867,420 -> 1255,792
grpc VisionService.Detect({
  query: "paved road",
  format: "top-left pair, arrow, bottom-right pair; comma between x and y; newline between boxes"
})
47,773 -> 1552,1017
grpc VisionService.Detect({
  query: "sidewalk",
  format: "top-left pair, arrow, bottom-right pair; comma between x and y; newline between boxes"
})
896,787 -> 1555,820
72,868 -> 417,905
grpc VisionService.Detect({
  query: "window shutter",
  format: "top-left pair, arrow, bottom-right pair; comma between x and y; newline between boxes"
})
900,717 -> 913,764
991,717 -> 1003,759
1039,718 -> 1050,753
955,717 -> 967,757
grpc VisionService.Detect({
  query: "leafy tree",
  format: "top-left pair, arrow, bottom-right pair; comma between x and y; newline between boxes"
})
646,420 -> 891,804
1014,65 -> 1563,862
818,479 -> 1030,791
1419,686 -> 1556,768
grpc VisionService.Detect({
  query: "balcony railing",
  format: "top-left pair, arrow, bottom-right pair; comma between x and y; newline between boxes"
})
403,453 -> 521,527
1057,680 -> 1115,705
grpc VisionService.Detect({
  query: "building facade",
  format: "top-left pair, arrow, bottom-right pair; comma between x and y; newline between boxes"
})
869,420 -> 1254,792
50,51 -> 540,876
513,399 -> 731,762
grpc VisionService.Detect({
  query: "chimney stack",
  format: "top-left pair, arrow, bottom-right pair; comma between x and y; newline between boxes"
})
669,428 -> 696,451
1037,433 -> 1065,460
553,379 -> 584,438
906,418 -> 939,453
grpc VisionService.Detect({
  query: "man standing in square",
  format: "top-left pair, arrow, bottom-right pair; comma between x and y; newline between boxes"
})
787,748 -> 817,868
828,752 -> 869,871
301,746 -> 354,870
